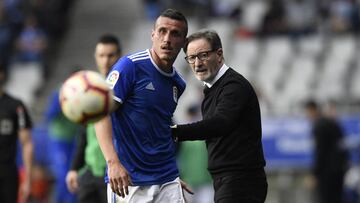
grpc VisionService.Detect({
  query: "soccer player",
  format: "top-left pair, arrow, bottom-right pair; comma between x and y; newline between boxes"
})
95,9 -> 189,202
0,68 -> 33,203
172,29 -> 268,203
65,34 -> 122,203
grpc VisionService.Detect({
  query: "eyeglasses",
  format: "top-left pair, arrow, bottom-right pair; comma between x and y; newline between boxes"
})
185,49 -> 216,64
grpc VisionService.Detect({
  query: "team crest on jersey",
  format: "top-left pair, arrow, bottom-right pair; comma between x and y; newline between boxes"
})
173,86 -> 178,103
106,70 -> 119,89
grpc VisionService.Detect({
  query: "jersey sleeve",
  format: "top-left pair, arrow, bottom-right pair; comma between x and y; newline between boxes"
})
16,101 -> 32,129
70,127 -> 86,170
106,57 -> 135,104
175,72 -> 186,99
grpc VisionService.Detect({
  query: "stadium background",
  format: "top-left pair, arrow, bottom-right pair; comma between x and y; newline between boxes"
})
2,0 -> 360,202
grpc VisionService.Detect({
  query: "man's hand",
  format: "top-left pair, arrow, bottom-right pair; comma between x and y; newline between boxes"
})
66,170 -> 79,193
107,159 -> 132,198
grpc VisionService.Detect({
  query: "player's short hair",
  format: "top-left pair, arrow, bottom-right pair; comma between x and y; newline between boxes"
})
183,29 -> 222,54
97,34 -> 122,54
159,8 -> 188,36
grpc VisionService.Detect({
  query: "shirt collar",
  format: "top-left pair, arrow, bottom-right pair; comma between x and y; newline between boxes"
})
204,64 -> 229,88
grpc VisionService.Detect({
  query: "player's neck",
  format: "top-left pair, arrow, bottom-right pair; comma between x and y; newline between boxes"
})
159,63 -> 173,73
150,49 -> 173,73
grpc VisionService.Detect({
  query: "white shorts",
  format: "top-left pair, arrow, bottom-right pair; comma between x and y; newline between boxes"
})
107,177 -> 185,203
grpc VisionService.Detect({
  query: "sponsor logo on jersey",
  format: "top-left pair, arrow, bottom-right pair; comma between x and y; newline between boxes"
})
107,70 -> 119,89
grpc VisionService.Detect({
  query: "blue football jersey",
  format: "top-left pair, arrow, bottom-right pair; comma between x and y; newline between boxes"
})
105,49 -> 186,185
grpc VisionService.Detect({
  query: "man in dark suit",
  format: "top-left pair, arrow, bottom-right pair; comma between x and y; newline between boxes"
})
304,100 -> 349,203
172,29 -> 267,203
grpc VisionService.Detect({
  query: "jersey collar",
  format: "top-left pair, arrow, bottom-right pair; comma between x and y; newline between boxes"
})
147,49 -> 175,77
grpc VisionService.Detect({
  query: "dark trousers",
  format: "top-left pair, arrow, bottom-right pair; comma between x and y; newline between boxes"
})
317,172 -> 345,203
213,175 -> 267,203
0,168 -> 19,203
78,168 -> 107,203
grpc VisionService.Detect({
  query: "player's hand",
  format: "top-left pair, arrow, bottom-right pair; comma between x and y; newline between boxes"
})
180,179 -> 194,195
107,159 -> 132,198
180,179 -> 194,203
66,170 -> 79,193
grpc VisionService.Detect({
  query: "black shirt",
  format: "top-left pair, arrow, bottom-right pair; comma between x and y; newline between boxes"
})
173,68 -> 266,178
312,117 -> 349,176
0,93 -> 32,174
70,128 -> 86,171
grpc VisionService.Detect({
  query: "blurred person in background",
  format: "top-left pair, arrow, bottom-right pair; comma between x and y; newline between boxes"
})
27,0 -> 75,42
12,12 -> 48,81
13,13 -> 47,66
27,0 -> 77,79
259,0 -> 287,36
284,0 -> 318,38
95,8 -> 192,202
177,103 -> 214,203
65,34 -> 122,203
329,0 -> 355,33
304,99 -> 349,203
172,29 -> 267,203
4,12 -> 47,108
0,68 -> 33,203
44,67 -> 82,203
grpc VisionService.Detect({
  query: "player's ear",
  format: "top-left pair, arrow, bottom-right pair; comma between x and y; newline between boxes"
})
216,48 -> 223,62
216,48 -> 223,56
151,29 -> 155,41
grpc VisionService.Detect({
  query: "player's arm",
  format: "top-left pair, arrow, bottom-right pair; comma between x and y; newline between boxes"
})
94,115 -> 119,165
94,115 -> 132,198
19,128 -> 33,202
71,128 -> 87,170
66,128 -> 87,193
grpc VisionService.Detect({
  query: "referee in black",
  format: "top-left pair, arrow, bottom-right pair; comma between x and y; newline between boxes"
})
172,29 -> 267,203
0,68 -> 33,203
